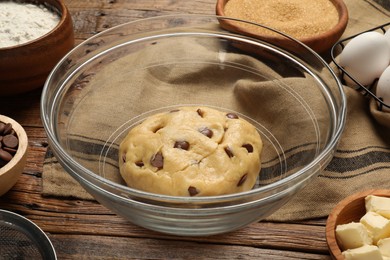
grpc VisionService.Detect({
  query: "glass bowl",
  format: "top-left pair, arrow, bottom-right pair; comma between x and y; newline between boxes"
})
41,14 -> 346,236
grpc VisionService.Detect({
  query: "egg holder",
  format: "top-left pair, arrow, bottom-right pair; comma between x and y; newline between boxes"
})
331,22 -> 390,111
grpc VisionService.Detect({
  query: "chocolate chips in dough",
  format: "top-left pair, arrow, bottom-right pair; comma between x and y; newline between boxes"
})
119,106 -> 263,196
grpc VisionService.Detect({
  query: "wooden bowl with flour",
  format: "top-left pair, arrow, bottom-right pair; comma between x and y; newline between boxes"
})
0,0 -> 74,96
216,0 -> 348,54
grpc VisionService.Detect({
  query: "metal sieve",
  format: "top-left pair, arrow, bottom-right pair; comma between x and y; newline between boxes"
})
0,209 -> 56,260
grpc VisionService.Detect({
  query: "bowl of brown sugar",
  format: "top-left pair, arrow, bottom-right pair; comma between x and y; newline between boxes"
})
216,0 -> 348,54
0,0 -> 74,96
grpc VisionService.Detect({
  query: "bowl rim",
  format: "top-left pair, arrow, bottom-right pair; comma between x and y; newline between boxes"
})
0,115 -> 28,176
0,0 -> 69,51
41,14 -> 347,204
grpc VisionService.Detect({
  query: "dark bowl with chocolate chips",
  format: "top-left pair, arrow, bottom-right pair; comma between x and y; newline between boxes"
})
0,115 -> 28,196
41,15 -> 346,236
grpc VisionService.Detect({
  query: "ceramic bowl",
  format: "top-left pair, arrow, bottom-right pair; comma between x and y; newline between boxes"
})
216,0 -> 348,54
0,0 -> 74,96
0,115 -> 28,196
326,189 -> 390,260
41,14 -> 346,236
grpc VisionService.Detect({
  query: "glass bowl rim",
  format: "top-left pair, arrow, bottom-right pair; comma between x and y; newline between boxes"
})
41,14 -> 347,204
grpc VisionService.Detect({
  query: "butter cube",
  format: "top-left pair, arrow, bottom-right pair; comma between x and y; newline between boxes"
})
342,245 -> 383,260
366,195 -> 390,218
336,222 -> 372,250
378,238 -> 390,257
360,211 -> 390,244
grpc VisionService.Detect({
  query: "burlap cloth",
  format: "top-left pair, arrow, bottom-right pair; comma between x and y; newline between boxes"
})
42,0 -> 390,221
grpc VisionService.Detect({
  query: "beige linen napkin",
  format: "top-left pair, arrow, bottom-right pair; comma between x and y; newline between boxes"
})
42,0 -> 390,221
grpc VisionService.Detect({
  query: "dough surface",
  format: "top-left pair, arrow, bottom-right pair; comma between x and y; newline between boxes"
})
119,106 -> 263,196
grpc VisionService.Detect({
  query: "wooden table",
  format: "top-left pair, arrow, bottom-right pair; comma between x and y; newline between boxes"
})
0,1 -> 365,259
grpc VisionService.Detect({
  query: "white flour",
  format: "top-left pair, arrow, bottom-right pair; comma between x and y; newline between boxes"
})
0,1 -> 60,48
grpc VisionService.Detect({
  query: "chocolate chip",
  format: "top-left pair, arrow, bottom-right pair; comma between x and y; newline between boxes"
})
0,122 -> 5,134
135,161 -> 144,167
224,146 -> 234,158
3,147 -> 17,155
0,122 -> 19,168
237,174 -> 248,187
199,127 -> 213,138
3,123 -> 13,135
242,144 -> 254,153
2,134 -> 18,149
196,108 -> 204,117
0,148 -> 13,162
122,154 -> 126,163
174,141 -> 190,150
188,186 -> 199,196
150,152 -> 163,169
226,113 -> 239,119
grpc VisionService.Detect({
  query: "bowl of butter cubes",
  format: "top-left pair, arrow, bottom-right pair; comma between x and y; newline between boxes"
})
326,190 -> 390,260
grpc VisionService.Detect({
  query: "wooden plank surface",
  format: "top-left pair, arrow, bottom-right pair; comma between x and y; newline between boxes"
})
0,0 -> 334,259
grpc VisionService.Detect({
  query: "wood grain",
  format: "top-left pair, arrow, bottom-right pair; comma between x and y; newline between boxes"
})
0,0 -> 335,259
49,234 -> 331,260
0,185 -> 329,253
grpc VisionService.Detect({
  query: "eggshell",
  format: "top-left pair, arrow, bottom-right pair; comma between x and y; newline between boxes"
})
376,65 -> 390,112
339,31 -> 390,86
384,30 -> 390,47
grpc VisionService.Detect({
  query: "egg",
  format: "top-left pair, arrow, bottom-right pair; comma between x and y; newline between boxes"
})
376,65 -> 390,112
384,29 -> 390,47
339,31 -> 390,86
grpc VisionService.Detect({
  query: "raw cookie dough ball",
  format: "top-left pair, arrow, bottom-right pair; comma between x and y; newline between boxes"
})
119,106 -> 263,196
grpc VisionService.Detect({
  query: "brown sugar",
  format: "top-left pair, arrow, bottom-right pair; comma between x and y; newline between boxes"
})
223,0 -> 339,39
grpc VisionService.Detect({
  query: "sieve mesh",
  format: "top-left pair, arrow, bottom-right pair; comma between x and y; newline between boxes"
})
0,210 -> 56,260
0,223 -> 42,259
